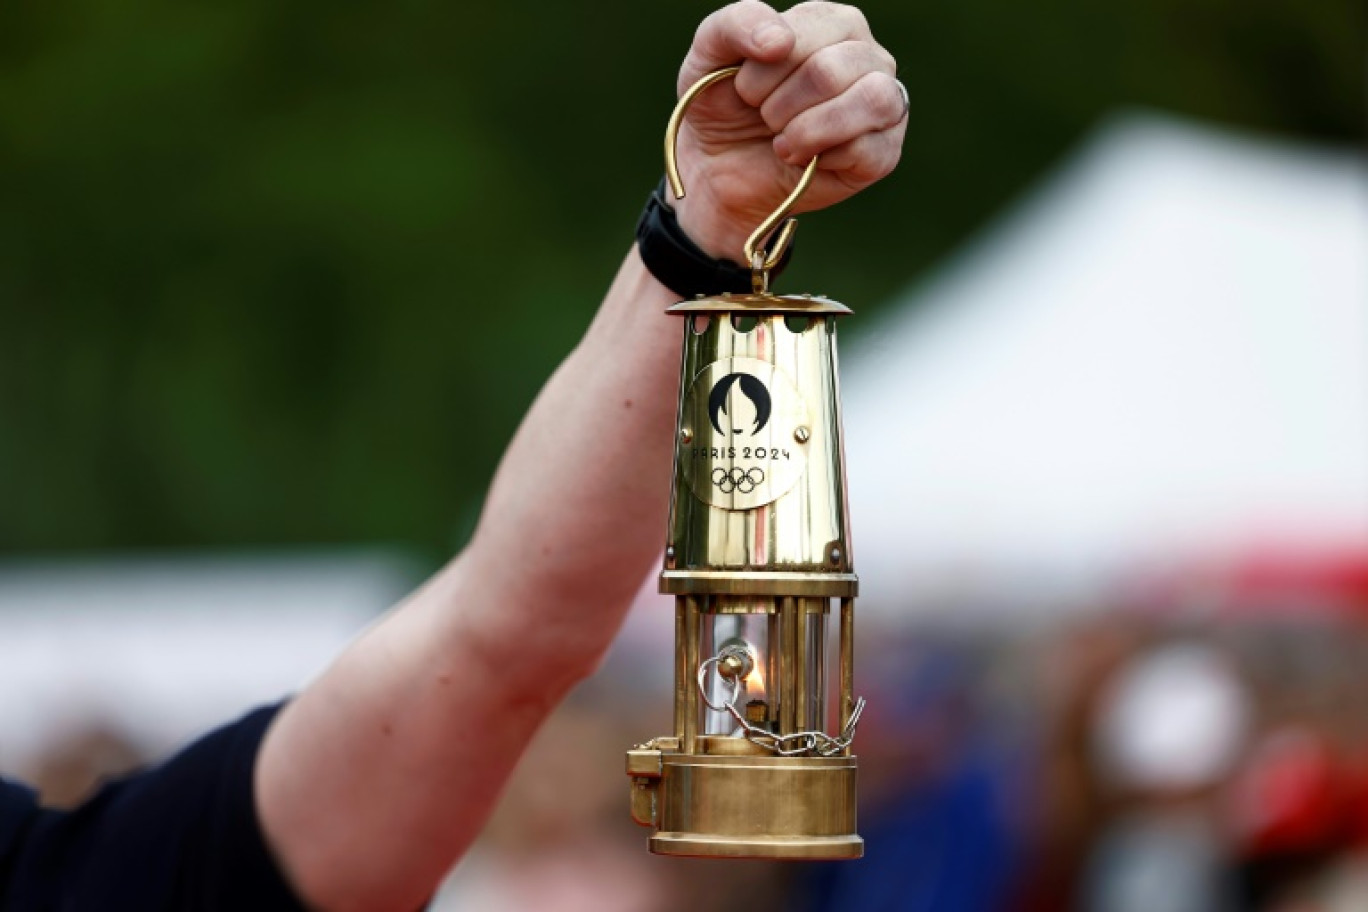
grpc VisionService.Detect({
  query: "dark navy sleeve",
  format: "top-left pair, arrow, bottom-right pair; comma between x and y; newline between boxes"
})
0,703 -> 305,911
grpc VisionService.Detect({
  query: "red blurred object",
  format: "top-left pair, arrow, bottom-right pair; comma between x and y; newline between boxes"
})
1223,548 -> 1368,615
1230,727 -> 1348,858
1122,545 -> 1368,623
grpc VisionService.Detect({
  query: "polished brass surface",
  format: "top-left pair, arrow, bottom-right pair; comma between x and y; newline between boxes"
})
710,599 -> 778,615
696,594 -> 831,614
664,313 -> 852,571
793,597 -> 808,731
651,834 -> 864,860
627,748 -> 663,827
672,600 -> 687,743
682,596 -> 700,754
779,596 -> 797,733
641,304 -> 864,855
630,64 -> 865,861
680,355 -> 811,511
626,748 -> 663,777
629,779 -> 658,827
698,735 -> 771,756
666,293 -> 851,315
839,597 -> 855,756
647,752 -> 861,859
664,66 -> 820,275
661,571 -> 857,597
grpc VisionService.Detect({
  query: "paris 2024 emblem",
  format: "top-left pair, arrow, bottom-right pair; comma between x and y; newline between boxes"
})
680,357 -> 811,511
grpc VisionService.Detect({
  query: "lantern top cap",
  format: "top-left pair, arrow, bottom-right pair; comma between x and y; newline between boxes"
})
665,292 -> 851,315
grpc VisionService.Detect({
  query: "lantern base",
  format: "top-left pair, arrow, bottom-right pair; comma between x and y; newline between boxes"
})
627,745 -> 862,860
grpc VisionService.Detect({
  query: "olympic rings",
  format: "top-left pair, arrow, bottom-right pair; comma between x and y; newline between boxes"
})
711,466 -> 765,494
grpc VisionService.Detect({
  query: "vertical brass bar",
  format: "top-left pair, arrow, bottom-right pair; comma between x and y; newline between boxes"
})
766,610 -> 781,730
779,596 -> 797,734
813,599 -> 828,732
839,597 -> 854,755
794,598 -> 808,731
673,597 -> 687,743
682,596 -> 701,754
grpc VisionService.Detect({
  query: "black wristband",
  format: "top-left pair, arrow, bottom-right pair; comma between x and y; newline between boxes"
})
635,178 -> 792,299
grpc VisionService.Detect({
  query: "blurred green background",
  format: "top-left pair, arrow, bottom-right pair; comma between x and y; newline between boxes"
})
0,0 -> 1361,563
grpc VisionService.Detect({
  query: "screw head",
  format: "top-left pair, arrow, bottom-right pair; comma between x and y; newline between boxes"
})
680,428 -> 693,444
794,426 -> 811,444
829,547 -> 842,565
665,546 -> 676,561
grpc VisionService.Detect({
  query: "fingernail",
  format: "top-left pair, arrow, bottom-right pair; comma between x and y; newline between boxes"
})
751,22 -> 786,51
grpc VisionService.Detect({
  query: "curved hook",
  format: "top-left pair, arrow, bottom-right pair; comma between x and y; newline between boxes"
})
664,65 -> 820,280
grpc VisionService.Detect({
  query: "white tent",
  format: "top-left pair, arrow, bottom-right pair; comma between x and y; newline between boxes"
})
0,550 -> 412,768
841,114 -> 1368,621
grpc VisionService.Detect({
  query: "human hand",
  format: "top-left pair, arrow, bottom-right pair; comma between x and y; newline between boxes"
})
671,1 -> 906,262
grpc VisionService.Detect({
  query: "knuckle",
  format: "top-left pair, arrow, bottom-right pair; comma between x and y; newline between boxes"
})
792,1 -> 865,28
833,3 -> 869,31
805,46 -> 849,97
860,73 -> 902,125
876,45 -> 898,74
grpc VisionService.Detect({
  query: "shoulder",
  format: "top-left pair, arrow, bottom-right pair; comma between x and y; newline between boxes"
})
0,703 -> 304,912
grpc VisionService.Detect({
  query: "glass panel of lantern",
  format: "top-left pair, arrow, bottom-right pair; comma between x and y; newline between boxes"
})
700,597 -> 828,738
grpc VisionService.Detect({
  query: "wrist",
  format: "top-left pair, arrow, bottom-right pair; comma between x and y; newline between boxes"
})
670,187 -> 747,263
635,178 -> 793,299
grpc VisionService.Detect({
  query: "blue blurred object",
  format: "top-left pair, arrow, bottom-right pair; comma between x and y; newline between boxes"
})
796,736 -> 1022,912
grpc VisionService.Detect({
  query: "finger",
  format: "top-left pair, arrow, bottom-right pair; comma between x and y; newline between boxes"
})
733,2 -> 873,107
759,38 -> 896,134
810,128 -> 904,191
678,1 -> 796,95
772,71 -> 906,165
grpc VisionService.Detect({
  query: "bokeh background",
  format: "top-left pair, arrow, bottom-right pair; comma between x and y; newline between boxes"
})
1,0 -> 1365,909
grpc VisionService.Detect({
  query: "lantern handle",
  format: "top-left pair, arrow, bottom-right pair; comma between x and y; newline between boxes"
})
664,65 -> 820,288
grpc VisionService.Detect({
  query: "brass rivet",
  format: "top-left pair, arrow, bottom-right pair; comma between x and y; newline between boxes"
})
794,426 -> 811,443
680,428 -> 693,444
829,547 -> 842,565
665,546 -> 676,562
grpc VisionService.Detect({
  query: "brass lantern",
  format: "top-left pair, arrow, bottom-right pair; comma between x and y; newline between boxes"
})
626,66 -> 865,860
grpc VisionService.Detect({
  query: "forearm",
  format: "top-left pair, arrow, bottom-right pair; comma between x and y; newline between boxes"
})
457,244 -> 683,684
256,247 -> 682,911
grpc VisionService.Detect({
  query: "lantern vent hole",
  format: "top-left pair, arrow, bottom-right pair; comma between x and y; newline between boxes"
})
730,314 -> 759,333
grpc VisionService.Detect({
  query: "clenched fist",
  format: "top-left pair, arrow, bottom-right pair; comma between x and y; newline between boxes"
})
670,1 -> 906,261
